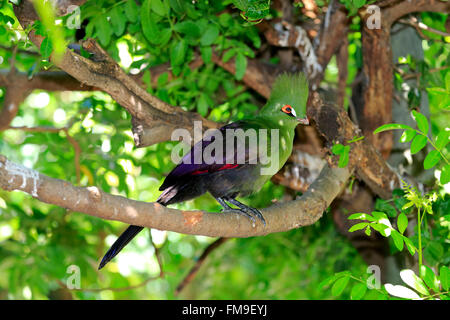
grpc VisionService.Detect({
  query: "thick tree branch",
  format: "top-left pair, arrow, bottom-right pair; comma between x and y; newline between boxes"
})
0,154 -> 351,238
357,0 -> 449,158
308,92 -> 400,199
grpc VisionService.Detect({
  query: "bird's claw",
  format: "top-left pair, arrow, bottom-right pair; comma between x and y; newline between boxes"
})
222,207 -> 266,227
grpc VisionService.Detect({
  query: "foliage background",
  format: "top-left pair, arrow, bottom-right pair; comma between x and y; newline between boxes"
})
0,0 -> 448,299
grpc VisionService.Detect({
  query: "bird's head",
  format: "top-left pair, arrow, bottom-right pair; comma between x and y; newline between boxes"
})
261,72 -> 309,126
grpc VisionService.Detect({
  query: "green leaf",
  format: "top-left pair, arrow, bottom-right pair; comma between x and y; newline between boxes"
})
170,39 -> 187,67
403,237 -> 416,256
331,143 -> 344,154
151,0 -> 168,16
423,150 -> 441,170
441,164 -> 450,185
234,52 -> 247,80
200,46 -> 212,64
169,0 -> 187,15
400,129 -> 416,143
370,211 -> 388,221
390,230 -> 404,251
397,213 -> 408,234
410,135 -> 427,154
110,6 -> 126,37
424,242 -> 444,265
338,145 -> 350,168
384,284 -> 420,299
445,71 -> 450,92
223,49 -> 236,63
350,283 -> 367,300
348,223 -> 368,232
440,266 -> 450,291
174,20 -> 201,38
331,276 -> 350,297
200,25 -> 220,46
400,269 -> 429,296
95,15 -> 112,46
197,94 -> 209,117
374,199 -> 397,218
373,123 -> 413,134
420,265 -> 440,293
411,110 -> 429,134
435,130 -> 450,150
159,28 -> 173,46
348,213 -> 375,222
39,36 -> 53,58
141,0 -> 160,44
125,0 -> 139,22
364,226 -> 371,236
402,201 -> 415,210
319,271 -> 351,289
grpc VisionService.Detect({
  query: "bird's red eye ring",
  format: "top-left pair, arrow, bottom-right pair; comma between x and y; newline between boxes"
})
281,105 -> 292,114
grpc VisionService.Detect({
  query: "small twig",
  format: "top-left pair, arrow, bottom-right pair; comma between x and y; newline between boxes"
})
398,17 -> 450,38
148,230 -> 164,277
394,65 -> 449,81
175,237 -> 229,296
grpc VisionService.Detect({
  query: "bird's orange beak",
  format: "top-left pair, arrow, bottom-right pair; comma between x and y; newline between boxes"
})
297,116 -> 309,125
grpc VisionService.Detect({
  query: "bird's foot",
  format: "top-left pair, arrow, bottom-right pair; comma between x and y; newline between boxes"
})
242,206 -> 266,227
222,208 -> 257,226
216,197 -> 266,227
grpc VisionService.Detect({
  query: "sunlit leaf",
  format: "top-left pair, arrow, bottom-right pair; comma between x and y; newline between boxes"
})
384,283 -> 421,300
440,266 -> 450,291
349,223 -> 368,232
373,123 -> 413,134
441,164 -> 450,185
390,230 -> 404,251
350,282 -> 367,300
400,129 -> 416,143
331,275 -> 350,297
397,213 -> 408,234
410,135 -> 427,154
435,130 -> 450,150
411,110 -> 429,134
420,265 -> 440,293
423,150 -> 441,170
400,269 -> 429,296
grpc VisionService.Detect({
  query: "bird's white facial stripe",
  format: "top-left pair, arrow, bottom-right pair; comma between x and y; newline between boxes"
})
291,108 -> 297,117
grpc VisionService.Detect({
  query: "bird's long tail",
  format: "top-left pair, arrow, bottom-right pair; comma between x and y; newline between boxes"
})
98,182 -> 188,270
98,196 -> 173,270
98,224 -> 144,270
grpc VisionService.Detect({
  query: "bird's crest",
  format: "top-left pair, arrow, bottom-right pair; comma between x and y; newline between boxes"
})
263,73 -> 309,118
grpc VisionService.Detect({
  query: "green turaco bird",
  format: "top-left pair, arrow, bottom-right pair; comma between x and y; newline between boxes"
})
99,73 -> 309,269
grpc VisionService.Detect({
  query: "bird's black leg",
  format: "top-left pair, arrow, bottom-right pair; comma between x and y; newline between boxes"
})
217,197 -> 266,227
216,197 -> 257,226
227,198 -> 266,227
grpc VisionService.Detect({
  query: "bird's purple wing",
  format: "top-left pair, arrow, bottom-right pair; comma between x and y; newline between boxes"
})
159,121 -> 258,191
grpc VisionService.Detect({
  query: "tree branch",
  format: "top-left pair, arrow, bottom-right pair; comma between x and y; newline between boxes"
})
13,1 -> 219,148
0,154 -> 351,238
308,92 -> 400,199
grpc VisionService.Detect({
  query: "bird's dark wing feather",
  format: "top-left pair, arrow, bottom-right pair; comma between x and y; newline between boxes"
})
159,121 -> 260,191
